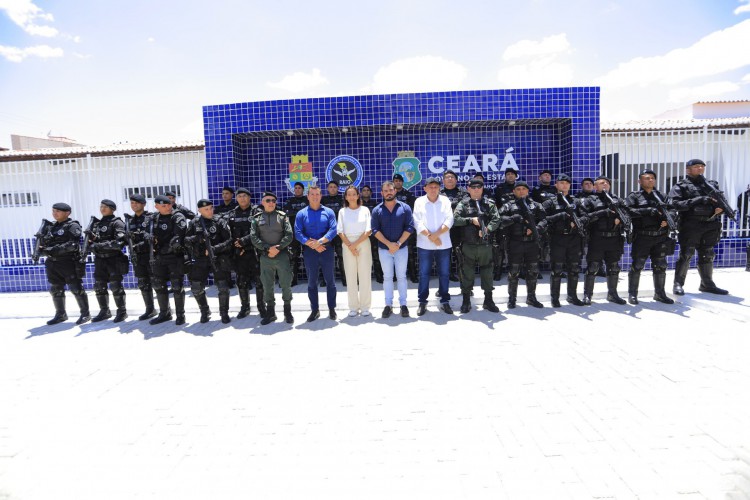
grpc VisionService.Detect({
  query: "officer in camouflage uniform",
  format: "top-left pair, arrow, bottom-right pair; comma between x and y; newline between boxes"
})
87,199 -> 129,323
321,180 -> 346,286
453,178 -> 501,314
148,195 -> 188,325
228,187 -> 265,319
185,199 -> 234,324
125,193 -> 157,320
250,191 -> 295,325
283,182 -> 309,286
37,202 -> 90,325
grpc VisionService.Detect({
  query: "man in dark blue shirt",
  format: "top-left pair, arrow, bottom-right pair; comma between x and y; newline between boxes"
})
294,185 -> 338,321
371,181 -> 415,318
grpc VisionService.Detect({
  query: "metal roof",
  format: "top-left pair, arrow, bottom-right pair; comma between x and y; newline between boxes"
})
602,117 -> 750,132
0,140 -> 205,162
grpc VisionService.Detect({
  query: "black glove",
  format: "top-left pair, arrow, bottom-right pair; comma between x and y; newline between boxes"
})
690,196 -> 713,206
142,233 -> 154,243
46,244 -> 62,256
168,236 -> 182,252
184,235 -> 198,245
91,242 -> 105,252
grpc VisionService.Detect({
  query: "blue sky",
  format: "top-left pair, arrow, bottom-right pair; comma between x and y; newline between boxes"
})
1,0 -> 749,148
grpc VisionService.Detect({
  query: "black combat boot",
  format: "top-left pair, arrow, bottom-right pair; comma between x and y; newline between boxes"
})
653,272 -> 674,304
261,302 -> 277,325
47,295 -> 68,325
139,289 -> 156,320
113,294 -> 128,323
196,294 -> 211,323
627,269 -> 641,305
92,294 -> 112,322
525,277 -> 543,308
482,292 -> 499,313
255,286 -> 267,318
174,289 -> 186,326
72,290 -> 91,324
582,272 -> 596,305
606,273 -> 626,305
507,280 -> 518,309
283,302 -> 294,324
338,254 -> 347,287
746,244 -> 750,272
672,253 -> 691,295
566,270 -> 584,306
217,281 -> 231,324
550,264 -> 563,308
149,292 -> 173,325
460,293 -> 471,314
697,262 -> 728,295
237,287 -> 250,319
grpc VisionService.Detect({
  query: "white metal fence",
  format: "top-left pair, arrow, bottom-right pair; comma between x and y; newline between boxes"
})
0,150 -> 207,266
600,126 -> 750,237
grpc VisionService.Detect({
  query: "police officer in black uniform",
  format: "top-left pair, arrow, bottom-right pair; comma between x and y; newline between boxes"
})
165,190 -> 195,220
498,181 -> 547,308
87,199 -> 129,323
37,202 -> 91,325
625,170 -> 676,305
393,173 -> 418,283
542,175 -> 587,307
148,195 -> 188,325
360,184 -> 383,283
531,170 -> 557,203
492,168 -> 519,280
576,178 -> 596,200
228,187 -> 265,319
185,199 -> 234,324
439,170 -> 467,282
125,193 -> 157,320
321,180 -> 346,286
581,176 -> 627,305
283,182 -> 309,286
668,159 -> 730,295
214,186 -> 238,215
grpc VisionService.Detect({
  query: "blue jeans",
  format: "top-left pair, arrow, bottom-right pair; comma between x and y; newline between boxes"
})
378,246 -> 408,307
303,246 -> 336,311
417,247 -> 451,304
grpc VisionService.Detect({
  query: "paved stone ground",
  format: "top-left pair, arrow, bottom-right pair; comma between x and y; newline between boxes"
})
0,269 -> 748,500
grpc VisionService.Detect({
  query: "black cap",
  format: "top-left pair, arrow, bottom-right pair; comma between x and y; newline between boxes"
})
262,191 -> 277,200
294,182 -> 304,189
236,187 -> 251,196
392,173 -> 404,181
639,169 -> 657,179
129,194 -> 146,204
504,167 -> 518,174
686,159 -> 705,167
581,177 -> 594,184
101,199 -> 116,210
424,177 -> 441,186
556,174 -> 572,183
468,179 -> 484,188
197,199 -> 213,208
52,202 -> 71,212
472,172 -> 485,179
164,190 -> 177,198
514,181 -> 530,189
539,169 -> 552,176
595,175 -> 612,186
221,186 -> 235,194
327,180 -> 339,186
154,195 -> 171,205
443,170 -> 458,179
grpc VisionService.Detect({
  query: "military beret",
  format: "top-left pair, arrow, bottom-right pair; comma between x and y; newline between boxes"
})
327,180 -> 339,186
556,174 -> 572,183
686,159 -> 705,167
595,175 -> 612,186
236,187 -> 251,196
539,169 -> 552,176
101,199 -> 117,210
468,179 -> 484,188
514,181 -> 530,189
504,167 -> 518,174
129,194 -> 146,204
262,191 -> 277,200
443,170 -> 458,179
392,173 -> 404,181
581,177 -> 594,184
197,199 -> 213,208
154,195 -> 171,205
164,190 -> 177,197
639,169 -> 657,179
52,202 -> 71,212
221,186 -> 235,194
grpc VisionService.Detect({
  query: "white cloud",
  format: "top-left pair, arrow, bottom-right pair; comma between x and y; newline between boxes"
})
742,73 -> 750,82
735,0 -> 750,15
147,37 -> 155,43
497,55 -> 575,88
667,81 -> 740,103
266,68 -> 329,93
0,44 -> 63,62
0,0 -> 58,37
596,19 -> 750,88
502,33 -> 571,61
367,56 -> 468,94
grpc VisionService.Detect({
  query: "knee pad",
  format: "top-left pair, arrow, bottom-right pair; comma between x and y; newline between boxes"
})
586,261 -> 601,276
679,246 -> 696,261
94,281 -> 108,295
216,280 -> 230,293
109,281 -> 125,297
652,257 -> 667,274
527,262 -> 539,274
170,276 -> 184,293
631,258 -> 647,272
190,281 -> 205,297
697,248 -> 715,264
567,263 -> 581,275
551,263 -> 565,278
508,264 -> 522,279
49,284 -> 65,297
235,275 -> 249,288
152,279 -> 167,294
606,262 -> 621,275
137,277 -> 151,291
68,284 -> 85,297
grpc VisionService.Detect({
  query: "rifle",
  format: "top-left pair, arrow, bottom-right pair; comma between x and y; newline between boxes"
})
602,191 -> 633,243
474,199 -> 489,244
122,214 -> 138,266
32,219 -> 52,264
652,191 -> 678,240
198,217 -> 218,271
148,214 -> 157,273
79,216 -> 99,264
518,197 -> 543,249
559,194 -> 587,240
699,179 -> 737,222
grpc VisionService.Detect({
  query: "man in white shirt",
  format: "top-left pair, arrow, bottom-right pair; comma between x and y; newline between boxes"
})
413,177 -> 455,315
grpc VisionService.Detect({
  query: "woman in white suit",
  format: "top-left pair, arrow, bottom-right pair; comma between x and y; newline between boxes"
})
337,186 -> 372,317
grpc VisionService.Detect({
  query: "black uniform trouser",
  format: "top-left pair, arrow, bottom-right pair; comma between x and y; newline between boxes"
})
629,233 -> 672,293
585,234 -> 624,276
93,253 -> 127,300
370,234 -> 383,280
189,257 -> 231,312
45,257 -> 87,299
549,233 -> 583,278
507,238 -> 541,298
152,253 -> 185,314
288,239 -> 303,283
235,251 -> 263,308
674,221 -> 721,285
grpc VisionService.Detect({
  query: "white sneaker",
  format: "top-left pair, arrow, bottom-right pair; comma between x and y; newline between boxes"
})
348,310 -> 358,317
361,310 -> 371,317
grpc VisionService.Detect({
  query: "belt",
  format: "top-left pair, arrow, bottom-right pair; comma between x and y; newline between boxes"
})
594,231 -> 620,238
510,236 -> 536,242
554,229 -> 576,235
637,230 -> 667,237
684,215 -> 716,223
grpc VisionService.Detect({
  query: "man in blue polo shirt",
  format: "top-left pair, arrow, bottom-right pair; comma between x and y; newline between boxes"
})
294,185 -> 338,322
371,180 -> 415,318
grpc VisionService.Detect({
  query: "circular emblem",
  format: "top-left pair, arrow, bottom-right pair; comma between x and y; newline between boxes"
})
326,155 -> 363,192
57,229 -> 65,235
141,221 -> 147,228
161,224 -> 168,230
179,220 -> 186,228
209,225 -> 217,233
99,225 -> 107,232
